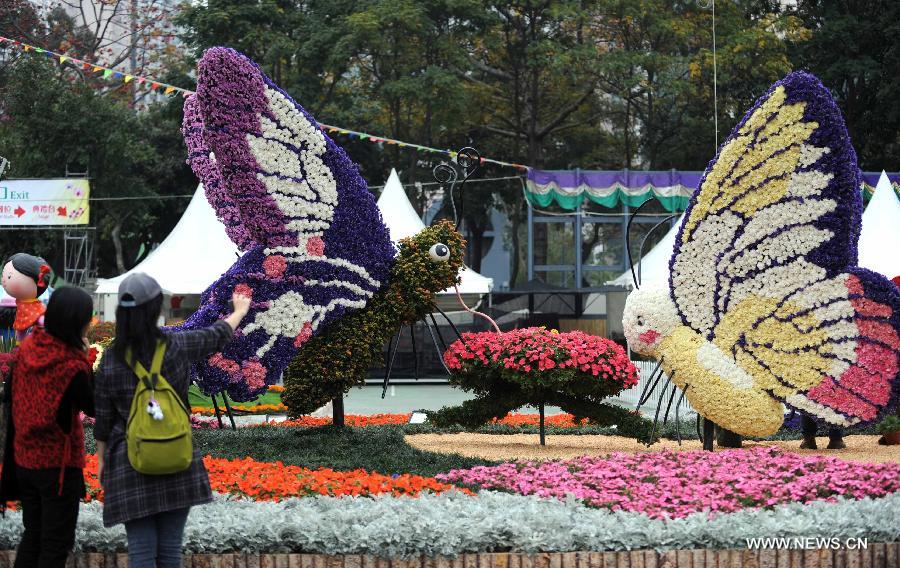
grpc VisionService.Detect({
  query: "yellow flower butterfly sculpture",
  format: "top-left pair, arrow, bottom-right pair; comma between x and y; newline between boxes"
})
623,72 -> 900,437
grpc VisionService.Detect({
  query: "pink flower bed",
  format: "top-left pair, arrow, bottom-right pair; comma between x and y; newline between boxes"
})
436,447 -> 900,519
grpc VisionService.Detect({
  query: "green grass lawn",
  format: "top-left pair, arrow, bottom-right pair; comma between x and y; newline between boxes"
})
84,424 -> 491,476
192,425 -> 494,477
188,384 -> 283,409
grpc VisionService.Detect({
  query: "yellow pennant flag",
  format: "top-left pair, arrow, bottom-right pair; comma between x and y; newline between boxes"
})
124,75 -> 133,83
93,66 -> 103,73
59,56 -> 68,64
164,86 -> 175,95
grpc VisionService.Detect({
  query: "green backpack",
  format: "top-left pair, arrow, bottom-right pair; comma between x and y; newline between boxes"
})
124,341 -> 193,475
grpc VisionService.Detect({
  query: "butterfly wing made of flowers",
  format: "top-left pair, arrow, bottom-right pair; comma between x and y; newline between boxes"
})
670,71 -> 900,427
178,47 -> 395,401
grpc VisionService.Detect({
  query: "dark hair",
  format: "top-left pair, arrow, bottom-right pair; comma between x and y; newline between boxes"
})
112,293 -> 165,363
8,253 -> 51,295
44,286 -> 94,351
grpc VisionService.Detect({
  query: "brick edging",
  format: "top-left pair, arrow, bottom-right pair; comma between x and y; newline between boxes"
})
0,544 -> 896,568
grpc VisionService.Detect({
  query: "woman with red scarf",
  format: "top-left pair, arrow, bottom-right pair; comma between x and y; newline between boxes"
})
0,287 -> 95,567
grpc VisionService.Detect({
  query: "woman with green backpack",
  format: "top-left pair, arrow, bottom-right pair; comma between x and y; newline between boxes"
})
94,273 -> 250,568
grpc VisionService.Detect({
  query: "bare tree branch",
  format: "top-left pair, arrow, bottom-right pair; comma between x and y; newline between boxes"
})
537,83 -> 596,138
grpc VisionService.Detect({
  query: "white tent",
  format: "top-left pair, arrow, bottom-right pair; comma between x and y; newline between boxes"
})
376,168 -> 493,297
95,171 -> 492,320
94,185 -> 240,319
608,215 -> 684,288
858,171 -> 900,278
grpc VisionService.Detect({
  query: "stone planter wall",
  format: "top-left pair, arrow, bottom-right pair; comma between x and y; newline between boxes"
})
0,545 -> 896,568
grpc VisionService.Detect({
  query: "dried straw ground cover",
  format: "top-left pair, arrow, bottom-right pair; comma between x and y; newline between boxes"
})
405,432 -> 900,464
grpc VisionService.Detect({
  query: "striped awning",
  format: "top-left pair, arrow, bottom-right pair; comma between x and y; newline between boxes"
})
525,169 -> 900,212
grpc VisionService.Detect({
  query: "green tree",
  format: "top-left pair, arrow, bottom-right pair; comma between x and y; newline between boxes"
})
787,0 -> 900,168
0,56 -> 188,274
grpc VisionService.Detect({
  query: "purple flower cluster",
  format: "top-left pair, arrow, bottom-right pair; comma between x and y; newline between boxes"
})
437,447 -> 900,519
182,95 -> 256,250
178,47 -> 395,401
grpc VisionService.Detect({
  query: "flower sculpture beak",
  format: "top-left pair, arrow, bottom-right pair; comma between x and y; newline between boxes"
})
638,329 -> 660,346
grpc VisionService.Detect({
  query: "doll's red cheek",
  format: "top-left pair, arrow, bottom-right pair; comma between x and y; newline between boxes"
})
639,330 -> 660,344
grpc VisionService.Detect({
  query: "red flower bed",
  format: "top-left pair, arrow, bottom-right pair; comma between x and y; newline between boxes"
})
444,327 -> 638,387
79,455 -> 460,502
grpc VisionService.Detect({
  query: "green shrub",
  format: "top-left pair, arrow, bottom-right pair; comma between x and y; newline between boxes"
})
283,222 -> 465,417
875,414 -> 900,434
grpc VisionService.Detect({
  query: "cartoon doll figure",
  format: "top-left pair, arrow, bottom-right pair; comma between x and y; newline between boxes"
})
1,253 -> 51,342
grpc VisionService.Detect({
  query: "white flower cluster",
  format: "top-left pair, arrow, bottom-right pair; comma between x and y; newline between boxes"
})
785,392 -> 859,427
726,225 -> 833,279
724,259 -> 825,313
247,87 -> 339,248
696,342 -> 755,389
243,291 -> 317,357
798,144 -> 831,168
671,210 -> 742,334
731,197 -> 835,254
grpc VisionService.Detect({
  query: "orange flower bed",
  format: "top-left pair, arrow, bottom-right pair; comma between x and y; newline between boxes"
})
192,402 -> 288,415
272,413 -> 414,428
80,455 -> 459,503
269,413 -> 589,428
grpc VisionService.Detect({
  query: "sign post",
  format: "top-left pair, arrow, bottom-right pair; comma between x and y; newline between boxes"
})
0,179 -> 90,226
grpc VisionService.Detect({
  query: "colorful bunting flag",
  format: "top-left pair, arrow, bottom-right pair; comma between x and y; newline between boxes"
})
0,34 -> 531,171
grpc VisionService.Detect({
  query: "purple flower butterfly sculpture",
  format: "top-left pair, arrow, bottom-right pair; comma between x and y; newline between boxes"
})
178,47 -> 410,401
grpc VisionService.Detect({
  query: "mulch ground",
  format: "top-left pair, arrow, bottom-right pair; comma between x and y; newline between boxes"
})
405,433 -> 899,463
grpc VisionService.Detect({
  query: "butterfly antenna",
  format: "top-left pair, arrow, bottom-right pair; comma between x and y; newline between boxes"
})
433,163 -> 459,225
381,330 -> 402,399
636,361 -> 664,410
452,283 -> 501,333
625,198 -> 656,289
454,147 -> 481,230
432,147 -> 481,230
637,214 -> 679,286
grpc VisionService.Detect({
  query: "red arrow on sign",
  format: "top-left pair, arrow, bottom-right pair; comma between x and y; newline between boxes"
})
14,206 -> 25,217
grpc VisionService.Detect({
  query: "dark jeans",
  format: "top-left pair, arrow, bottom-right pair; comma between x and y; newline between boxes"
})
124,507 -> 191,568
14,466 -> 84,568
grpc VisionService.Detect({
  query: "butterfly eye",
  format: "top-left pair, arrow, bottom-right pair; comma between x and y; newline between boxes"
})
429,243 -> 451,262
